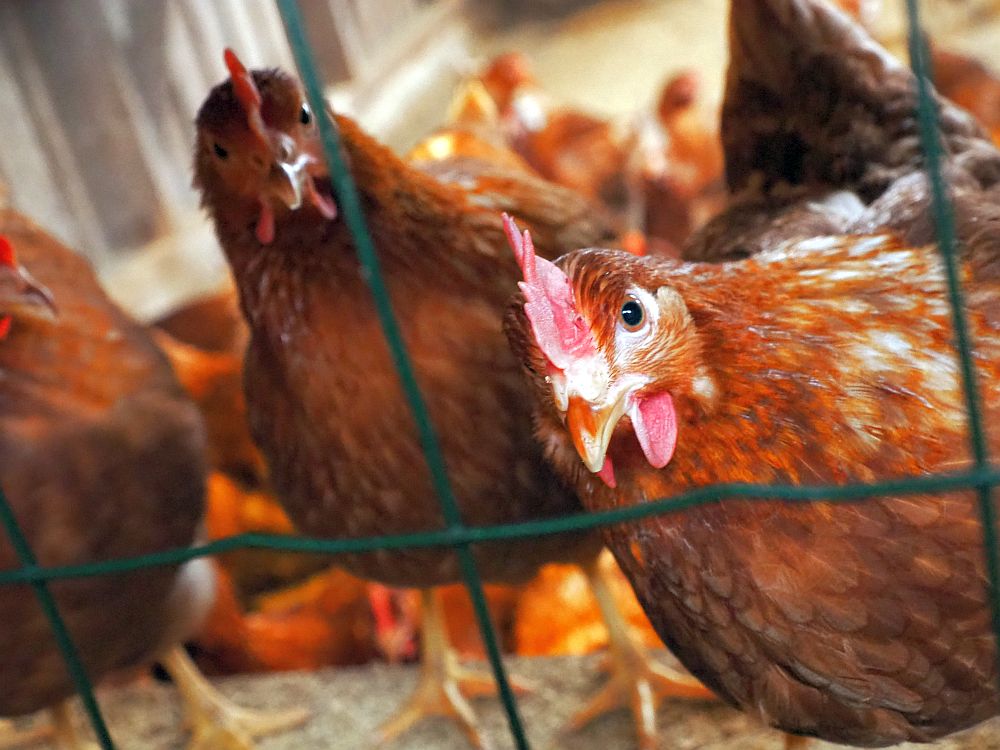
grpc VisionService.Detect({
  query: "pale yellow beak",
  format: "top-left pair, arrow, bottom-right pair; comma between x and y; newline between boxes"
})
565,392 -> 630,473
266,137 -> 313,211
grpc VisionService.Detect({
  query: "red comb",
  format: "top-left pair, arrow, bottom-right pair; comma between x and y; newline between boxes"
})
224,48 -> 268,145
503,214 -> 597,370
0,236 -> 15,339
0,236 -> 14,268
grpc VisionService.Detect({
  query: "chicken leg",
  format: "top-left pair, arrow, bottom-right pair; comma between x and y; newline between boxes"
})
568,554 -> 714,750
160,646 -> 308,750
376,588 -> 529,748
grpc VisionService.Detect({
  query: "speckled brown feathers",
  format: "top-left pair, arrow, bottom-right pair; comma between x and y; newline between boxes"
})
0,210 -> 206,716
194,69 -> 613,587
506,233 -> 1000,745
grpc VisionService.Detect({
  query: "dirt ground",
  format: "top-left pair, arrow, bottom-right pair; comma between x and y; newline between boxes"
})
24,653 -> 1000,750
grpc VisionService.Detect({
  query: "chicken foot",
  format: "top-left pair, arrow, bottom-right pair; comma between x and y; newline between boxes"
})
376,588 -> 531,749
160,646 -> 308,750
568,554 -> 714,750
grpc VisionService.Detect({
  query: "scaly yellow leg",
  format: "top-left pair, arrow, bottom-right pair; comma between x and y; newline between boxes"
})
569,555 -> 714,750
376,588 -> 530,748
160,647 -> 308,750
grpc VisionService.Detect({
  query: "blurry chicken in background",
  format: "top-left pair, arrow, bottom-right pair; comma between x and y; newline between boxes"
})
477,51 -> 637,228
193,49 -> 709,750
474,53 -> 725,255
932,43 -> 1000,144
0,216 -> 304,750
506,0 -> 1000,746
513,552 -> 661,658
407,77 -> 536,174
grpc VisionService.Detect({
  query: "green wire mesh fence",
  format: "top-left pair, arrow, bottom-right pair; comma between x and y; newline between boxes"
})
0,1 -> 997,749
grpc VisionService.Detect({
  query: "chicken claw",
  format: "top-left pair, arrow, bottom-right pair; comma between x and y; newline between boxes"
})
376,588 -> 532,749
567,557 -> 713,750
160,647 -> 308,750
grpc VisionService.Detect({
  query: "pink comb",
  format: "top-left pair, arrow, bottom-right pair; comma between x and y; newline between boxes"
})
0,236 -> 14,268
503,214 -> 597,369
224,48 -> 268,147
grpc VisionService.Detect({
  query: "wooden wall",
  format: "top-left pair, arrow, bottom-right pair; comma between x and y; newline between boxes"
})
0,0 -> 466,317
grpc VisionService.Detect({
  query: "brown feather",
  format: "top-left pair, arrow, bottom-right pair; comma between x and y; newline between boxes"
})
0,209 -> 206,715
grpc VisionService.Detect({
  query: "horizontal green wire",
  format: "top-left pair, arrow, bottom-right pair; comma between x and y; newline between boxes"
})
275,2 -> 529,746
2,467 -> 997,587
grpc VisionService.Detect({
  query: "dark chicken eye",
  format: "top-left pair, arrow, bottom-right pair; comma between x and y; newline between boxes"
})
620,297 -> 645,331
213,143 -> 228,160
299,103 -> 312,125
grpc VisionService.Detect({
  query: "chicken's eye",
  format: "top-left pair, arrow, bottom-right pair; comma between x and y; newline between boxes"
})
299,103 -> 312,125
213,143 -> 229,160
620,297 -> 645,331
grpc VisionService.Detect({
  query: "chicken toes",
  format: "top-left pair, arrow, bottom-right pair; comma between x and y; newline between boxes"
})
377,588 -> 531,749
161,647 -> 308,750
567,558 -> 713,750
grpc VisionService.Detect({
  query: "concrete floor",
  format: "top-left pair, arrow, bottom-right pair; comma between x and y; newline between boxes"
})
27,653 -> 1000,750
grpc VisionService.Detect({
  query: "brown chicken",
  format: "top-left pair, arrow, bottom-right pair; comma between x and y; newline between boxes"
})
192,50 -> 708,748
504,0 -> 1000,745
685,0 -> 1000,264
0,215 -> 304,750
504,207 -> 1000,745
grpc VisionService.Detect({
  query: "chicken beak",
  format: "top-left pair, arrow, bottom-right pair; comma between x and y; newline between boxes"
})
565,392 -> 630,474
0,264 -> 57,322
267,134 -> 310,211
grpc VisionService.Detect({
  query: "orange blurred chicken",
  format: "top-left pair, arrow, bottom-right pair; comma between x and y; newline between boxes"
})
514,552 -> 663,658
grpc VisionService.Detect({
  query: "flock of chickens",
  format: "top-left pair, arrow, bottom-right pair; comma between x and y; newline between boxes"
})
4,0 -> 1000,748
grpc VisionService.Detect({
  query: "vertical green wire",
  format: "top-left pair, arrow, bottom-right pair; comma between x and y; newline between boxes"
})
904,0 -> 1000,682
0,485 -> 115,749
274,2 -> 531,747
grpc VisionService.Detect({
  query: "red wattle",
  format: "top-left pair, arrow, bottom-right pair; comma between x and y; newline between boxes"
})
597,457 -> 617,488
256,200 -> 275,245
630,391 -> 678,469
